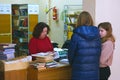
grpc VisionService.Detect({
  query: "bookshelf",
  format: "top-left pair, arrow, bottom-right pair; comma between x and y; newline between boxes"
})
11,4 -> 39,56
12,4 -> 28,42
0,4 -> 39,56
63,5 -> 82,41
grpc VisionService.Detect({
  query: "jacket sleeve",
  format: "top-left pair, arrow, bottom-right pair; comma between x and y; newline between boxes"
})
68,34 -> 78,65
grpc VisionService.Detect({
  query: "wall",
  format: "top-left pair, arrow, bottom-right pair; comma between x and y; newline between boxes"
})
0,0 -> 38,3
82,0 -> 95,24
83,0 -> 120,80
47,0 -> 82,47
0,0 -> 41,16
0,0 -> 48,22
0,0 -> 46,31
0,0 -> 82,47
96,0 -> 120,80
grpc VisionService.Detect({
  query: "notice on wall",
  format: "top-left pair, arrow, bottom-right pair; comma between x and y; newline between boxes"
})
0,4 -> 11,14
28,5 -> 39,14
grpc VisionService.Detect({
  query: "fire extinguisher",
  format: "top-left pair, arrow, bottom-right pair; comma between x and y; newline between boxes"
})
52,7 -> 57,20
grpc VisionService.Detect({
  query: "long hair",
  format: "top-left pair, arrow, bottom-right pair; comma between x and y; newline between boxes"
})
32,22 -> 50,38
76,11 -> 94,27
98,22 -> 115,43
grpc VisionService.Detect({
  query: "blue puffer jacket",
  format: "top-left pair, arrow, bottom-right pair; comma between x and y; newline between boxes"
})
68,26 -> 101,80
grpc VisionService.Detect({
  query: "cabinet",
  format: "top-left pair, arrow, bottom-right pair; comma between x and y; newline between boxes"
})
0,4 -> 39,56
0,4 -> 12,43
12,4 -> 28,56
11,4 -> 39,56
12,4 -> 28,43
64,5 -> 82,41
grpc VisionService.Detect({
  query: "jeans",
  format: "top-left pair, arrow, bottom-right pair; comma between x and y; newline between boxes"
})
100,66 -> 111,80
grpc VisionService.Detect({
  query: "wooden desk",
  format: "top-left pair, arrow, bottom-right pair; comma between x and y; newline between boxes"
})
0,69 -> 27,80
0,60 -> 29,80
27,65 -> 71,80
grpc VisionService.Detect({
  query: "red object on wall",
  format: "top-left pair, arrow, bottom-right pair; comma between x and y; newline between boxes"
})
52,7 -> 58,20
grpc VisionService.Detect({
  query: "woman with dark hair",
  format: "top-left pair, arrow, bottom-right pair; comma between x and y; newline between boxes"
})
68,11 -> 101,80
28,22 -> 53,55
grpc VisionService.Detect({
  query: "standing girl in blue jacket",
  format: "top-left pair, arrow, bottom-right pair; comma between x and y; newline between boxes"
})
68,11 -> 101,80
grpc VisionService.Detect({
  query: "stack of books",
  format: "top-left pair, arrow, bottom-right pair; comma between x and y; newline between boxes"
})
45,61 -> 58,68
31,52 -> 54,63
30,62 -> 46,70
0,43 -> 16,60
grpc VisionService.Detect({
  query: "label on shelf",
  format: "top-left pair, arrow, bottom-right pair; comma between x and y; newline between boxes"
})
0,4 -> 11,14
28,5 -> 39,14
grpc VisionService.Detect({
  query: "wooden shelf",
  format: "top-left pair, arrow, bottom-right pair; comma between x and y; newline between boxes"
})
11,4 -> 39,55
66,14 -> 78,17
64,5 -> 82,41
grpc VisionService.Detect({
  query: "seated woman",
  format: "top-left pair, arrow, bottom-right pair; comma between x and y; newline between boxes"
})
28,22 -> 53,55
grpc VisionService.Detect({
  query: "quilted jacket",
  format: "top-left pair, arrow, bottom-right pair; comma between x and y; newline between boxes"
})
68,26 -> 101,80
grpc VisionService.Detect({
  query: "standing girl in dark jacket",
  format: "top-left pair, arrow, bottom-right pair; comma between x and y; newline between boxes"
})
68,11 -> 101,80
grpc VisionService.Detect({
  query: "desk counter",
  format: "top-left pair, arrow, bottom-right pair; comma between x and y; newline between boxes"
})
27,64 -> 71,80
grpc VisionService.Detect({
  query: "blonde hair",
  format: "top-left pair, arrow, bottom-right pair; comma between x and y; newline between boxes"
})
98,22 -> 115,43
76,11 -> 94,27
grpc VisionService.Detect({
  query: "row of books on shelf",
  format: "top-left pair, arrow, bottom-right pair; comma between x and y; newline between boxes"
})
13,17 -> 28,27
65,17 -> 77,24
12,30 -> 28,38
30,61 -> 59,70
12,9 -> 28,16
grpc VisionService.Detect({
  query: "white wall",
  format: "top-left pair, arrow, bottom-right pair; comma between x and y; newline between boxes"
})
46,0 -> 82,47
0,0 -> 38,4
96,0 -> 120,80
83,0 -> 120,80
82,0 -> 95,24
